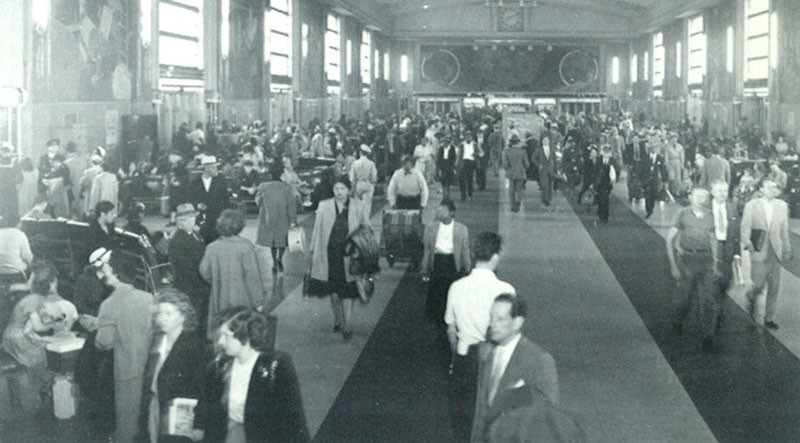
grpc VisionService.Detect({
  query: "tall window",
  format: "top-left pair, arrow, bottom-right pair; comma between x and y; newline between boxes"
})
361,30 -> 371,89
744,0 -> 770,92
643,51 -> 649,82
611,56 -> 620,85
400,54 -> 409,83
325,14 -> 340,92
158,0 -> 204,90
631,54 -> 638,83
652,32 -> 664,95
384,52 -> 390,81
374,49 -> 380,80
267,0 -> 292,90
346,39 -> 353,75
687,14 -> 706,90
676,42 -> 682,78
726,26 -> 734,73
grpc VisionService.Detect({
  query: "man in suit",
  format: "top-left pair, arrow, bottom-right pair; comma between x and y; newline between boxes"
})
168,203 -> 210,331
531,136 -> 557,206
700,145 -> 731,188
741,179 -> 793,330
37,138 -> 61,195
640,143 -> 668,218
709,180 -> 740,348
457,131 -> 480,202
593,145 -> 619,223
437,136 -> 458,201
189,155 -> 232,243
420,199 -> 471,353
471,294 -> 559,443
503,135 -> 530,212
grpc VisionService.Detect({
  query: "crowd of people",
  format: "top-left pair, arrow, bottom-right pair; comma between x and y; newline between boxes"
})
0,100 -> 797,442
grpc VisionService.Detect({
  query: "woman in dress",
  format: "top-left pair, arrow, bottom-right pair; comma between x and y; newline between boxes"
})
200,209 -> 267,332
256,162 -> 297,272
144,289 -> 210,443
665,135 -> 685,195
192,307 -> 309,443
308,176 -> 369,340
2,260 -> 76,377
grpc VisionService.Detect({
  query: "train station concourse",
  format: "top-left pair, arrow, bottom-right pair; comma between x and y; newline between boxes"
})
1,0 -> 799,442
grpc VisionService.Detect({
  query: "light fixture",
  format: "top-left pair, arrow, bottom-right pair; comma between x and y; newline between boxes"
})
423,4 -> 429,9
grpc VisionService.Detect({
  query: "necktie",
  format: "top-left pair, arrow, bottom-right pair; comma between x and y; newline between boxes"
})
488,347 -> 504,405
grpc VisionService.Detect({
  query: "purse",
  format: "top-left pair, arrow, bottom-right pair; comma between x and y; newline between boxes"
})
303,272 -> 329,297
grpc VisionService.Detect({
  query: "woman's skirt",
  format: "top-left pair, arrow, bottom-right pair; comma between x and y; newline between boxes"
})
425,254 -> 458,323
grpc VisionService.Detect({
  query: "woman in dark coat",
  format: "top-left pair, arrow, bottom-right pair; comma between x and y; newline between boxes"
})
193,308 -> 309,443
256,163 -> 297,272
143,289 -> 211,443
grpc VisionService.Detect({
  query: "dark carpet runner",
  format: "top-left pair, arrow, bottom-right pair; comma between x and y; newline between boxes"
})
568,195 -> 800,443
313,184 -> 500,443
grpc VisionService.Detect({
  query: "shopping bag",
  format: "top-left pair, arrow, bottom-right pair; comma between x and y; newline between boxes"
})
288,227 -> 306,253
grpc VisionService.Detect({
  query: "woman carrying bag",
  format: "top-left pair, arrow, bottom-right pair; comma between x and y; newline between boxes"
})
306,176 -> 369,340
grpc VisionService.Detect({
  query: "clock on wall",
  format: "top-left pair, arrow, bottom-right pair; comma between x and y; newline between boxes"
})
496,6 -> 525,32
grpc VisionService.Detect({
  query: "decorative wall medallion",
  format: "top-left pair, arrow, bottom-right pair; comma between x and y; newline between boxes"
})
558,50 -> 599,86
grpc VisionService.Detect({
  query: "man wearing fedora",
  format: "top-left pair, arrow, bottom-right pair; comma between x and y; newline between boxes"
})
168,203 -> 210,329
503,135 -> 530,212
189,155 -> 232,243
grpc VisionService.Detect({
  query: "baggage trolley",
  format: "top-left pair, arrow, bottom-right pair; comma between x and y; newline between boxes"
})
381,209 -> 423,268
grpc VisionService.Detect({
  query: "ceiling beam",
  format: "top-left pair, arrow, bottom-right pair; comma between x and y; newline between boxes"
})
386,0 -> 644,19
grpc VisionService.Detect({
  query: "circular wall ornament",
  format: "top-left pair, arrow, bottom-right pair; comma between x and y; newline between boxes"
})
421,49 -> 461,85
558,50 -> 599,86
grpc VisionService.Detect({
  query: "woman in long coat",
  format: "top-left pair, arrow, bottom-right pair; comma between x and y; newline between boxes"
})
256,163 -> 297,273
200,209 -> 267,333
308,176 -> 369,340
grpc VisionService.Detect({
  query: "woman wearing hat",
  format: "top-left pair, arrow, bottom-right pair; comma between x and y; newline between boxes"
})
256,161 -> 297,273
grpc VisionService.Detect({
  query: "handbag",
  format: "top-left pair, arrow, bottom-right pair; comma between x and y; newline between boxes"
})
303,271 -> 329,297
288,227 -> 306,253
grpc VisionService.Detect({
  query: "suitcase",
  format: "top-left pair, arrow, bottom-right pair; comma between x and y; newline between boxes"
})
381,209 -> 423,267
